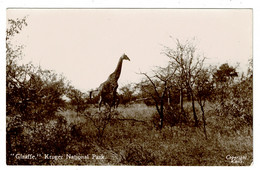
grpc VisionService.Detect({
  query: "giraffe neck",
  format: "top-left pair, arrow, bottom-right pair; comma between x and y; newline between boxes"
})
112,57 -> 123,81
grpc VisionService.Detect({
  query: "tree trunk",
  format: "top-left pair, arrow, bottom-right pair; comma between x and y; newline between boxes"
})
200,104 -> 207,140
154,99 -> 164,130
180,86 -> 185,116
159,112 -> 164,130
190,90 -> 199,127
159,95 -> 164,130
167,89 -> 171,107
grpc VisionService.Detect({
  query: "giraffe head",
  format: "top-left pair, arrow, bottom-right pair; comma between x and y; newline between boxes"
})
121,53 -> 130,61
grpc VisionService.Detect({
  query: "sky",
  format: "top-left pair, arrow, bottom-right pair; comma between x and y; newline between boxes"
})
7,9 -> 252,92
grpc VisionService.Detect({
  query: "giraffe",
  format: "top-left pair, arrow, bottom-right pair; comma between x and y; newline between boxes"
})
93,53 -> 130,111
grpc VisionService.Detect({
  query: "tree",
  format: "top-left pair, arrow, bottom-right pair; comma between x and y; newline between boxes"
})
213,63 -> 238,108
213,63 -> 238,83
140,66 -> 176,129
163,39 -> 205,126
194,68 -> 213,139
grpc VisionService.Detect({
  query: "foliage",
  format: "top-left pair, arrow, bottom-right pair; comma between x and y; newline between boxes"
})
7,115 -> 71,165
67,86 -> 89,114
6,62 -> 67,122
118,84 -> 136,106
84,109 -> 118,145
214,70 -> 253,129
6,17 -> 27,40
194,68 -> 213,104
213,63 -> 238,83
212,63 -> 238,102
212,62 -> 252,129
151,104 -> 183,128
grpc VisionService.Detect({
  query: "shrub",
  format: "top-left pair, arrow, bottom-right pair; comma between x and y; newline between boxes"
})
151,104 -> 188,128
67,86 -> 90,114
84,109 -> 119,145
214,76 -> 252,130
6,115 -> 71,165
120,144 -> 155,165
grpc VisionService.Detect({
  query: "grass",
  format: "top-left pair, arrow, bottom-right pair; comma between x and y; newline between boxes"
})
54,103 -> 253,166
8,103 -> 251,165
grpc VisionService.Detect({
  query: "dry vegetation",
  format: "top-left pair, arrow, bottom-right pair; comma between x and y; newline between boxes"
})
50,103 -> 252,166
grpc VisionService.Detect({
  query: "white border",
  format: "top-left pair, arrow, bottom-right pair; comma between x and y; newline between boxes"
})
0,0 -> 259,170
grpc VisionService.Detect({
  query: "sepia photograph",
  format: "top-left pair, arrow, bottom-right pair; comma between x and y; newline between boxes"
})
6,8 -> 253,165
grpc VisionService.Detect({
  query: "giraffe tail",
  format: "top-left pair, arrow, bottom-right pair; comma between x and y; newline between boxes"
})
89,89 -> 99,99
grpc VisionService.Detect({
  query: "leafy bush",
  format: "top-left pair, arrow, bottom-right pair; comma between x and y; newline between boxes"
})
7,64 -> 67,122
212,62 -> 252,130
7,115 -> 72,165
214,81 -> 252,129
67,86 -> 90,114
213,60 -> 253,129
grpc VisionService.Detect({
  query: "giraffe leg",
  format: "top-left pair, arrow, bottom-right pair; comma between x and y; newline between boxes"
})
112,92 -> 117,109
112,85 -> 118,109
98,96 -> 103,111
114,94 -> 119,109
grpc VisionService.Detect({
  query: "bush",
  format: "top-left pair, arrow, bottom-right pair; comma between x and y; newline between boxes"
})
6,64 -> 67,122
214,75 -> 252,130
67,86 -> 90,114
151,104 -> 188,128
84,109 -> 119,145
6,115 -> 71,165
118,84 -> 136,107
120,144 -> 155,165
212,61 -> 252,130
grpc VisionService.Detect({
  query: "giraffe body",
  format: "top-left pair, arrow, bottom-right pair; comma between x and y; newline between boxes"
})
96,53 -> 130,110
